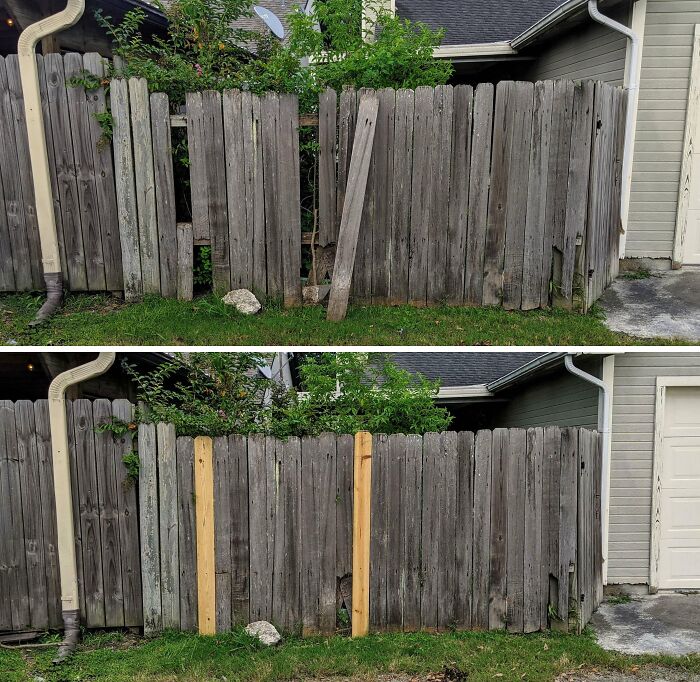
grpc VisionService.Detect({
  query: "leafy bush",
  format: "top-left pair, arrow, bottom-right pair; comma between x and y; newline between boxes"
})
124,352 -> 452,437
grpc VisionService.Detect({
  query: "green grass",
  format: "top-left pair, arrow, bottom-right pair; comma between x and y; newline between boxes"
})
0,293 -> 686,346
2,629 -> 699,682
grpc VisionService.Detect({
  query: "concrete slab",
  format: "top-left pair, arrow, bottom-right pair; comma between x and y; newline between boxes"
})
591,594 -> 700,656
598,269 -> 700,342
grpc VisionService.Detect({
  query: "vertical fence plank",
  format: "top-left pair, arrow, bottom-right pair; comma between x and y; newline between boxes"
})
194,436 -> 216,635
248,434 -> 271,621
93,399 -> 124,627
319,88 -> 338,247
186,91 -> 209,244
112,399 -> 142,627
488,428 -> 508,630
176,222 -> 194,301
229,434 -> 249,626
465,84 -> 494,305
336,88 -> 357,238
472,429 -> 492,628
0,403 -> 15,630
558,428 -> 578,630
503,82 -> 534,311
301,436 -> 321,635
151,92 -> 177,298
158,423 -> 180,629
335,434 -> 354,591
420,432 -> 439,630
388,88 -> 414,304
0,58 -> 17,290
506,428 -> 526,632
111,78 -> 143,300
541,426 -> 561,628
369,434 -> 388,631
455,431 -> 475,629
213,436 -> 231,632
438,431 -> 458,630
402,434 -> 422,631
317,433 -> 337,634
83,53 -> 122,292
261,93 -> 281,298
34,400 -> 61,628
524,428 -> 543,633
139,423 -> 161,635
223,90 -> 250,290
352,432 -> 372,638
176,436 -> 197,631
385,434 -> 405,631
522,81 -> 553,310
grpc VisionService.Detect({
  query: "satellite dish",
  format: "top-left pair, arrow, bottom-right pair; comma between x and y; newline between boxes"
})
254,5 -> 285,39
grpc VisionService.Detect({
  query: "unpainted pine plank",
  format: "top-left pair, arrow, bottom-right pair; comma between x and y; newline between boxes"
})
408,86 -> 435,306
336,88 -> 357,239
437,431 -> 458,631
558,428 -> 578,630
561,81 -> 595,306
420,432 -> 440,631
229,434 -> 249,626
0,400 -> 30,630
33,400 -> 61,628
318,88 -> 338,247
138,423 -> 162,634
277,93 -> 302,307
63,53 -> 106,291
352,432 -> 373,637
202,90 -> 230,294
483,82 -> 514,307
446,85 -> 473,305
112,399 -> 142,627
186,91 -> 210,244
541,426 -> 561,628
0,57 -> 33,291
261,93 -> 282,298
176,436 -> 197,631
523,428 -> 544,633
213,436 -> 232,632
14,401 -> 48,629
194,437 -> 216,635
369,434 -> 389,631
248,434 -> 271,621
301,436 -> 321,634
505,428 -> 526,633
223,90 -> 251,290
502,82 -> 534,311
402,434 -> 423,632
83,53 -> 123,291
385,434 -> 405,631
176,222 -> 193,301
388,89 -> 414,305
93,399 -> 124,628
472,429 -> 492,629
158,423 -> 180,630
335,434 -> 354,588
150,92 -> 177,298
522,81 -> 554,310
5,55 -> 43,289
427,85 -> 454,304
543,80 -> 575,305
110,78 -> 143,300
488,428 -> 508,630
455,431 -> 474,629
465,83 -> 495,306
326,94 -> 380,322
371,88 -> 395,305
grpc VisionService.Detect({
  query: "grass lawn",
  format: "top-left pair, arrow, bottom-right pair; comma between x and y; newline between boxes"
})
1,629 -> 698,682
0,293 -> 685,346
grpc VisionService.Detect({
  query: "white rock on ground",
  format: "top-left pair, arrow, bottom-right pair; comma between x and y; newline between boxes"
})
221,289 -> 261,315
245,621 -> 282,646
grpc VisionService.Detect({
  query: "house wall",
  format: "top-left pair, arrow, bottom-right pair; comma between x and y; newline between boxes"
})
608,352 -> 700,585
496,357 -> 602,430
626,0 -> 700,259
522,3 -> 631,85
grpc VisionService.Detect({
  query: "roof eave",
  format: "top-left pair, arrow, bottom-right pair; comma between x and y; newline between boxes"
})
486,352 -> 568,392
437,384 -> 494,399
510,0 -> 589,49
433,42 -> 517,58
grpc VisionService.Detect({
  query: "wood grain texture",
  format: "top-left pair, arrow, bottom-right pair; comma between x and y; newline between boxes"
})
352,432 -> 372,637
177,436 -> 197,631
319,88 -> 338,247
472,429 -> 492,629
194,436 -> 216,635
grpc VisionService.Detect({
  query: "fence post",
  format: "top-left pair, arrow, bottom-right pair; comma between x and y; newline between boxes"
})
194,436 -> 216,635
352,431 -> 372,637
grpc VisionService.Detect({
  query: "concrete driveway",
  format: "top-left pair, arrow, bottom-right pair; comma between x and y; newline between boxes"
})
598,269 -> 700,342
590,594 -> 700,656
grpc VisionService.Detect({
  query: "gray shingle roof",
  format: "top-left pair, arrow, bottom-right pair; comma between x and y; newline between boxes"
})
389,352 -> 544,387
395,0 -> 565,45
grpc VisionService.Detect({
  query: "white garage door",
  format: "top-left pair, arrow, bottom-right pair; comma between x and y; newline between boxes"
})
658,386 -> 700,589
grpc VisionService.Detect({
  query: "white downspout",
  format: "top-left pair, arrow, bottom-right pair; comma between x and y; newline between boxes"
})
564,354 -> 612,586
17,0 -> 85,325
48,352 -> 116,662
588,0 -> 641,239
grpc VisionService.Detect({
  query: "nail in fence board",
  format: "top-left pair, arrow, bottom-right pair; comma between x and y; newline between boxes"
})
176,436 -> 197,631
319,88 -> 338,247
327,94 -> 379,321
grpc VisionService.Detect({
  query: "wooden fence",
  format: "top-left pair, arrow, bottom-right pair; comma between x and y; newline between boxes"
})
0,399 -> 141,632
319,81 -> 626,310
0,53 -> 625,311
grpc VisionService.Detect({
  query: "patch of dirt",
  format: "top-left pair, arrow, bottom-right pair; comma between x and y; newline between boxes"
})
556,666 -> 700,682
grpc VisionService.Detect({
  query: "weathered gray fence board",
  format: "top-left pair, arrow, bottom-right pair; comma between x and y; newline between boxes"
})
472,429 -> 492,628
228,434 -> 249,626
261,93 -> 281,297
385,434 -> 404,630
335,434 -> 354,589
248,434 -> 271,621
336,88 -> 357,240
542,426 -> 561,627
319,88 -> 338,247
186,91 -> 209,244
213,436 -> 232,632
419,432 -> 439,630
455,431 -> 474,628
437,431 -> 458,630
402,434 -> 423,631
505,428 -> 526,632
488,428 -> 509,629
370,433 -> 388,630
558,428 -> 578,627
524,427 -> 543,633
176,436 -> 197,631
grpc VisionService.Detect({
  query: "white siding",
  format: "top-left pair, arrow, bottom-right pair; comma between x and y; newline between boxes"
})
609,353 -> 700,584
524,3 -> 630,84
498,359 -> 601,429
627,0 -> 700,258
